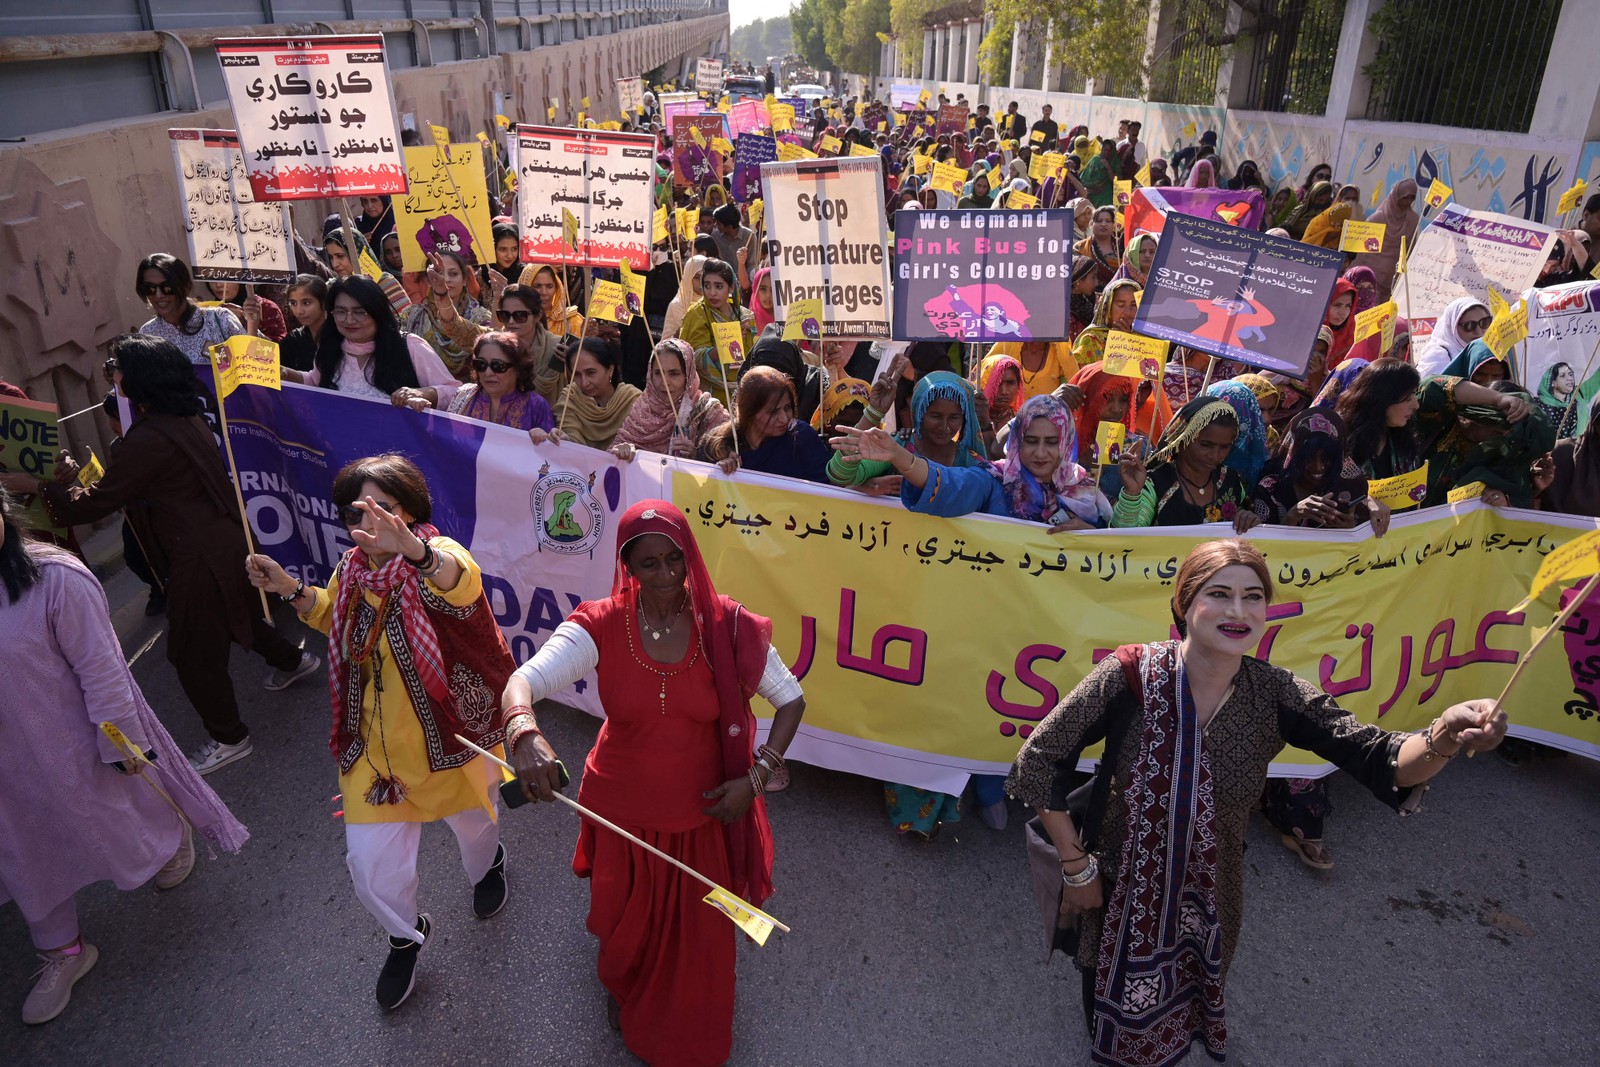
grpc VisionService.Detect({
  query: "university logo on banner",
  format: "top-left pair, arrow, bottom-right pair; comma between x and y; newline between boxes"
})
892,210 -> 1076,341
1134,213 -> 1345,375
214,34 -> 407,200
530,462 -> 607,556
760,156 -> 892,340
514,124 -> 656,267
169,129 -> 297,284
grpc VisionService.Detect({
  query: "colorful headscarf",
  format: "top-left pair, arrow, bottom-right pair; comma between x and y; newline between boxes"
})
1343,266 -> 1379,313
615,338 -> 726,453
1203,380 -> 1271,483
813,377 -> 871,431
1302,201 -> 1354,249
1232,373 -> 1280,415
910,371 -> 988,467
1151,396 -> 1239,467
1441,338 -> 1514,384
1000,394 -> 1106,523
1069,364 -> 1134,460
1323,277 -> 1359,368
749,266 -> 776,334
1312,357 -> 1370,409
979,353 -> 1023,420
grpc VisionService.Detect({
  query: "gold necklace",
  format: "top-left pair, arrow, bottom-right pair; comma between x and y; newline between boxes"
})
626,593 -> 701,713
637,593 -> 687,640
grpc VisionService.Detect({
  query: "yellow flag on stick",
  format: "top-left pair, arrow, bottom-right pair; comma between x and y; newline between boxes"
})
587,279 -> 632,324
1487,285 -> 1510,321
1352,300 -> 1398,353
1557,181 -> 1589,215
712,320 -> 746,367
208,336 -> 282,401
1447,481 -> 1486,503
1093,422 -> 1126,466
930,162 -> 968,197
1483,300 -> 1528,360
652,205 -> 669,243
783,298 -> 823,342
1339,219 -> 1386,254
1424,178 -> 1452,209
495,113 -> 511,129
1134,160 -> 1152,187
618,261 -> 646,320
1529,528 -> 1600,603
77,450 -> 105,488
1368,462 -> 1430,510
429,123 -> 451,158
748,199 -> 764,231
1101,331 -> 1168,380
1113,180 -> 1134,208
819,134 -> 843,155
562,208 -> 581,251
1007,190 -> 1039,209
703,886 -> 776,946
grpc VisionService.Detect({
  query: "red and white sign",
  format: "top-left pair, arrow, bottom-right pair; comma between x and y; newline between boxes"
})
215,35 -> 407,200
514,125 -> 656,268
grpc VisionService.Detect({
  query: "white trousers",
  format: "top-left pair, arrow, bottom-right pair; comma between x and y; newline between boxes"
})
345,803 -> 500,943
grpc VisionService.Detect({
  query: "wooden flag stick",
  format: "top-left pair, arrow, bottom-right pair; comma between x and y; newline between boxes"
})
1470,571 -> 1600,758
454,734 -> 790,934
207,350 -> 272,624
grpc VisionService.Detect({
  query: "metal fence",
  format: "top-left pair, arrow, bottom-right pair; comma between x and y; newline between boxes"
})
1236,0 -> 1345,114
1362,0 -> 1560,131
1151,0 -> 1226,106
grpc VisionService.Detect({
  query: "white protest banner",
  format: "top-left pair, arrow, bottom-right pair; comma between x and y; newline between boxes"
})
1522,280 -> 1600,435
696,58 -> 724,90
514,125 -> 656,268
394,143 -> 494,272
168,129 -> 296,284
889,83 -> 922,111
760,156 -> 892,340
1403,204 -> 1554,341
215,34 -> 406,201
616,77 -> 645,115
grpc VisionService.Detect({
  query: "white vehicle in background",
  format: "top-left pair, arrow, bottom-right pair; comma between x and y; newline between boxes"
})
785,83 -> 829,104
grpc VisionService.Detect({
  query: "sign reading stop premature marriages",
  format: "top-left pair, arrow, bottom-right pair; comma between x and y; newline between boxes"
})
760,156 -> 892,340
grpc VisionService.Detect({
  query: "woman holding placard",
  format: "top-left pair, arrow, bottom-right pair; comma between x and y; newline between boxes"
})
1071,279 -> 1142,368
1111,397 -> 1262,533
1010,538 -> 1506,1064
680,260 -> 756,407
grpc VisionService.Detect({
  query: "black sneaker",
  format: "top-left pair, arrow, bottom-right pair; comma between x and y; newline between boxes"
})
473,844 -> 508,919
375,914 -> 430,1010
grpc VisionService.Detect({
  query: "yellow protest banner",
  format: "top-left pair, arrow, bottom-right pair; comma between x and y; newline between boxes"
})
1113,179 -> 1134,208
395,144 -> 493,272
358,246 -> 388,283
562,207 -> 581,252
1484,300 -> 1528,360
930,162 -> 968,197
1352,300 -> 1398,353
1093,422 -> 1126,466
819,134 -> 843,155
748,199 -> 764,231
652,205 -> 669,244
1181,121 -> 1197,138
1424,178 -> 1452,209
587,279 -> 633,324
712,320 -> 747,367
1339,219 -> 1387,254
850,143 -> 877,158
1487,285 -> 1510,321
712,136 -> 734,155
1448,481 -> 1487,504
769,103 -> 796,130
1007,190 -> 1039,209
782,297 -> 823,342
777,141 -> 817,162
702,887 -> 776,947
428,123 -> 451,157
77,450 -> 105,488
1557,181 -> 1588,215
1134,160 -> 1152,187
1368,462 -> 1430,510
1101,331 -> 1168,379
208,336 -> 282,401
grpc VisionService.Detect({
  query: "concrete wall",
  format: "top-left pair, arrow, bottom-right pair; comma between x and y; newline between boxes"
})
0,16 -> 726,460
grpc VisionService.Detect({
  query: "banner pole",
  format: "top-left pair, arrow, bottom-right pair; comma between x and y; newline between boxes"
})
556,266 -> 594,436
339,200 -> 363,277
1198,355 -> 1217,395
208,348 -> 273,624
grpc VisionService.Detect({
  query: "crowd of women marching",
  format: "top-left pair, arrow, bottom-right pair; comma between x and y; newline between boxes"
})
3,74 -> 1578,1066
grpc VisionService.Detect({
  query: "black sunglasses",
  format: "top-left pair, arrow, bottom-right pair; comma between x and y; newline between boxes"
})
138,282 -> 178,297
499,308 -> 534,324
472,358 -> 513,374
1458,315 -> 1493,332
338,499 -> 396,526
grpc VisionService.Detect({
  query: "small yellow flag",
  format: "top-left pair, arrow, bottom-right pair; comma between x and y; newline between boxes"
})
849,143 -> 877,158
689,125 -> 707,148
712,320 -> 746,368
429,123 -> 451,156
1135,160 -> 1152,187
1447,481 -> 1487,504
1102,331 -> 1168,379
562,207 -> 581,251
776,141 -> 816,163
547,105 -> 557,120
1557,180 -> 1589,215
930,162 -> 968,197
1339,219 -> 1387,254
1483,299 -> 1528,360
1530,527 -> 1600,602
702,886 -> 775,946
1352,300 -> 1398,350
619,260 -> 646,314
1368,462 -> 1430,510
1030,129 -> 1045,145
1093,422 -> 1126,466
1424,178 -> 1452,209
1487,285 -> 1510,321
208,336 -> 282,401
1371,183 -> 1383,208
652,205 -> 669,244
712,136 -> 734,155
782,297 -> 823,342
676,207 -> 700,237
358,246 -> 387,283
582,95 -> 591,109
819,134 -> 843,155
1007,190 -> 1039,209
77,449 -> 105,488
1113,179 -> 1134,208
587,279 -> 632,324
495,113 -> 511,129
748,199 -> 764,231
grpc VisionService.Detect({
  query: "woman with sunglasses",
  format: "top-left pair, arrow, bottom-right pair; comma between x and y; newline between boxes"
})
245,454 -> 519,1011
442,332 -> 554,431
134,253 -> 247,365
1413,298 -> 1492,377
494,284 -> 568,406
282,276 -> 460,411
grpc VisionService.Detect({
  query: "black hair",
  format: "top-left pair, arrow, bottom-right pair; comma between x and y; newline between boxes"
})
135,252 -> 200,334
701,258 -> 736,290
574,338 -> 620,385
332,454 -> 432,524
286,273 -> 328,304
0,489 -> 42,604
1338,357 -> 1421,466
314,276 -> 420,395
712,204 -> 742,227
498,283 -> 545,321
1584,194 -> 1600,216
692,235 -> 719,259
112,333 -> 204,417
492,222 -> 519,245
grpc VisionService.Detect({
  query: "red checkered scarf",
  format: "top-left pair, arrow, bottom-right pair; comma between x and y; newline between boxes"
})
326,525 -> 451,714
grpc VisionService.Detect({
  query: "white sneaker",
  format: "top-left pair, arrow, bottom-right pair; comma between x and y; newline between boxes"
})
263,651 -> 321,692
188,737 -> 252,775
155,823 -> 195,890
22,943 -> 98,1025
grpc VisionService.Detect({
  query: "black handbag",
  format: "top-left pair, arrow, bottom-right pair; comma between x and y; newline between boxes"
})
1024,648 -> 1142,961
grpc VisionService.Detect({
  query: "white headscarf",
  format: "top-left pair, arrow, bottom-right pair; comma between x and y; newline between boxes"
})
1413,297 -> 1489,377
663,255 -> 707,341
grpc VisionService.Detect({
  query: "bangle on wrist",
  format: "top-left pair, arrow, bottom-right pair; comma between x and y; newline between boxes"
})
277,579 -> 305,604
1422,717 -> 1459,760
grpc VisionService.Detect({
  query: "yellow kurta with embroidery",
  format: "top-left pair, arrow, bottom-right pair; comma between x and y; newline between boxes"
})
300,536 -> 502,824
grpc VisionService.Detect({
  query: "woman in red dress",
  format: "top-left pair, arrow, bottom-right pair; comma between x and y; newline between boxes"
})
501,500 -> 806,1067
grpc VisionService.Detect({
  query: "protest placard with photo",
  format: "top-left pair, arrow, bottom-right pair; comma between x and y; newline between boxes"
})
892,209 -> 1075,340
514,124 -> 655,268
215,34 -> 406,200
1523,280 -> 1600,434
732,133 -> 778,204
1402,204 -> 1555,340
761,156 -> 892,340
394,143 -> 493,272
168,129 -> 296,284
672,114 -> 729,189
1133,213 -> 1345,375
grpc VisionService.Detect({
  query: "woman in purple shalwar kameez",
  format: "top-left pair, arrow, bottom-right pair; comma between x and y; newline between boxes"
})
0,490 -> 247,1025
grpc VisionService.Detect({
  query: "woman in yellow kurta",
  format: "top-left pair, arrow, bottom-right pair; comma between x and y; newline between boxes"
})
983,341 -> 1080,402
1071,279 -> 1142,367
246,454 -> 517,1012
517,262 -> 585,337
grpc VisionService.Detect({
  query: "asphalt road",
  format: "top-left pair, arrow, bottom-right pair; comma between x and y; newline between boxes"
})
4,564 -> 1598,1066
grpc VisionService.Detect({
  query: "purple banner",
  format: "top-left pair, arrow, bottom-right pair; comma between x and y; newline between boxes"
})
1133,213 -> 1344,375
891,209 -> 1076,341
733,133 -> 777,204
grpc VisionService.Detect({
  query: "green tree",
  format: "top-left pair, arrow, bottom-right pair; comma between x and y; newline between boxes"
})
831,0 -> 891,75
791,0 -> 842,72
731,15 -> 796,65
979,0 -> 1151,92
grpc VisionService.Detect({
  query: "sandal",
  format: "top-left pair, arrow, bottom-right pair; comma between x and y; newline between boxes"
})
1279,833 -> 1334,870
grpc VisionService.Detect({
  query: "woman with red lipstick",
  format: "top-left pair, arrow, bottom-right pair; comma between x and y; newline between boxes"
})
1008,539 -> 1507,1066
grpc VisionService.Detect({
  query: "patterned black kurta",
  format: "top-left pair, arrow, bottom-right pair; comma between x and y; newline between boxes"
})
1007,645 -> 1417,975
